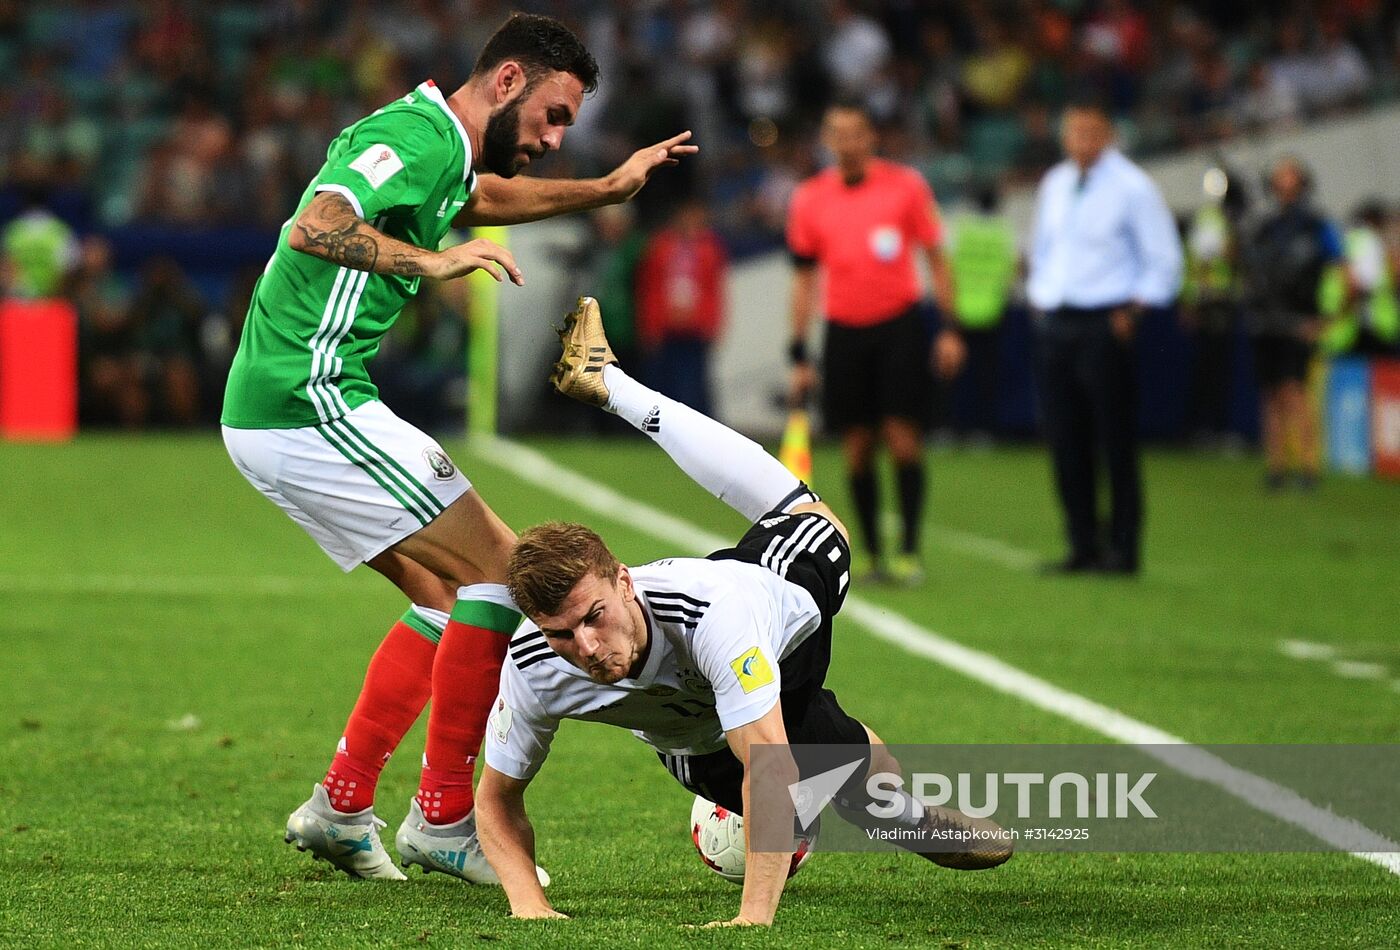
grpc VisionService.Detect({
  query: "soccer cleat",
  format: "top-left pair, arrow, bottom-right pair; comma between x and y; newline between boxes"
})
550,295 -> 616,407
284,784 -> 406,880
395,798 -> 551,887
852,552 -> 888,586
888,553 -> 925,588
918,806 -> 1015,871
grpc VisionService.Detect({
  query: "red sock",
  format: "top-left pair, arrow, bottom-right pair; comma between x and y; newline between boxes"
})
323,612 -> 437,813
416,590 -> 520,824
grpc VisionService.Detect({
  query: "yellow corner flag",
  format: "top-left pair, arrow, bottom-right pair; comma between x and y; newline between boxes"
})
778,409 -> 813,484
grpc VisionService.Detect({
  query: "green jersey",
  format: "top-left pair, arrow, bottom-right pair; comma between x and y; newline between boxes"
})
222,81 -> 478,428
949,213 -> 1016,330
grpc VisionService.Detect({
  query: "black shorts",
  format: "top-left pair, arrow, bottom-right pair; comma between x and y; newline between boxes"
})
1254,333 -> 1314,388
822,307 -> 932,432
657,504 -> 868,813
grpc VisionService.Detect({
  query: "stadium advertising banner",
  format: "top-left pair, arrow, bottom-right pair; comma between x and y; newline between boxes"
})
1325,358 -> 1371,475
0,299 -> 77,441
1371,360 -> 1400,481
749,744 -> 1400,855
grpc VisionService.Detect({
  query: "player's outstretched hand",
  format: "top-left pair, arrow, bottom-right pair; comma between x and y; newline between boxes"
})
431,237 -> 525,285
605,131 -> 700,203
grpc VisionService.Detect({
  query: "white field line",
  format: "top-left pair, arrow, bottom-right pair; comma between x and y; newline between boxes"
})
933,526 -> 1042,571
880,510 -> 1040,571
1279,639 -> 1338,661
477,436 -> 1400,876
1333,661 -> 1388,680
1277,640 -> 1391,685
882,513 -> 1203,581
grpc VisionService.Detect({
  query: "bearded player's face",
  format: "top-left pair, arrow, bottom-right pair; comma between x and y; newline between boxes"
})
482,69 -> 584,177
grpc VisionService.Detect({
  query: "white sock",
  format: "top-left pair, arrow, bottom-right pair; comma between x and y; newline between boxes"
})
453,582 -> 519,611
602,365 -> 806,522
408,604 -> 450,635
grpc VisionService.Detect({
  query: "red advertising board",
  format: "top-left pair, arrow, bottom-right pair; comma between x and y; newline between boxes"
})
0,298 -> 78,441
1371,359 -> 1400,481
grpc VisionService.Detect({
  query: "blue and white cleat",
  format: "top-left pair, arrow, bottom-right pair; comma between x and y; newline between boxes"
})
395,799 -> 550,886
284,784 -> 406,880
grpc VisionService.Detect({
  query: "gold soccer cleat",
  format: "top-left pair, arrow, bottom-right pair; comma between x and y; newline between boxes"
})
919,806 -> 1015,870
550,296 -> 617,407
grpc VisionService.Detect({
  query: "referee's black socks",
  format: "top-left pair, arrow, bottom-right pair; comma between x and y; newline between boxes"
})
895,462 -> 925,556
848,470 -> 882,559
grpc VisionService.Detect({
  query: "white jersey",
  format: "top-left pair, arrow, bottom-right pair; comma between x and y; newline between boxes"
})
485,557 -> 822,781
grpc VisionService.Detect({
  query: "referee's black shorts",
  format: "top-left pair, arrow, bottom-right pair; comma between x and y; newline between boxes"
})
822,306 -> 931,432
656,505 -> 868,813
1253,332 -> 1314,388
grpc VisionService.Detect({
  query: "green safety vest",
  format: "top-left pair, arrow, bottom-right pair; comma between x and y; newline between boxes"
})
1182,204 -> 1235,304
949,214 -> 1016,329
1319,227 -> 1400,353
2,211 -> 74,299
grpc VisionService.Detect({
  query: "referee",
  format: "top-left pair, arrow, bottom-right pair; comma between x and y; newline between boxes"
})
787,100 -> 959,586
1027,100 -> 1182,575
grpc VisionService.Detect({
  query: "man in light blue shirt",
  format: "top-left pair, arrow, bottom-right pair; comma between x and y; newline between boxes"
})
1027,100 -> 1183,575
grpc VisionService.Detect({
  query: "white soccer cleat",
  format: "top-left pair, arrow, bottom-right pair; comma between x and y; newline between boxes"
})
395,798 -> 551,887
284,784 -> 406,880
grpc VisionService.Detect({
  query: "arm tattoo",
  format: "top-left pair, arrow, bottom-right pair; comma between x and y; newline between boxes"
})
296,194 -> 380,271
296,193 -> 433,276
389,252 -> 425,276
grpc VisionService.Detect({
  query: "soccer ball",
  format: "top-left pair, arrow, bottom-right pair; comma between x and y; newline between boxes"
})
688,795 -> 818,884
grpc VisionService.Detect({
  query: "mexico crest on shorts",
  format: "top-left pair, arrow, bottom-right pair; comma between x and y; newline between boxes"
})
489,697 -> 512,742
422,446 -> 457,480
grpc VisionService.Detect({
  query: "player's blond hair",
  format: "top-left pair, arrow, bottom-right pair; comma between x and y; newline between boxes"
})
507,522 -> 621,618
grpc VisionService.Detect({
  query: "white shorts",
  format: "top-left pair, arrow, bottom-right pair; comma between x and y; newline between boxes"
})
222,400 -> 472,571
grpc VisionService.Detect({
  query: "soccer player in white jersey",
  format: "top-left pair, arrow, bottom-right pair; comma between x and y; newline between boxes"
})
220,14 -> 696,882
475,298 -> 1013,927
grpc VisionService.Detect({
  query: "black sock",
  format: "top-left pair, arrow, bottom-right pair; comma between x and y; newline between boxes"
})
849,469 -> 881,558
895,462 -> 925,555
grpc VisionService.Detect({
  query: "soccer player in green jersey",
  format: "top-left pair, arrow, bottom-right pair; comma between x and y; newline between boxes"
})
220,13 -> 697,883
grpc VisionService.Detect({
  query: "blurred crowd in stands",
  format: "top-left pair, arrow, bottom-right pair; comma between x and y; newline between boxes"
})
8,0 -> 1400,231
3,0 -> 1400,432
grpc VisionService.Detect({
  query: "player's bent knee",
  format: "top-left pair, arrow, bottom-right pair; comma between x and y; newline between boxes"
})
791,501 -> 850,544
367,549 -> 459,610
860,723 -> 901,777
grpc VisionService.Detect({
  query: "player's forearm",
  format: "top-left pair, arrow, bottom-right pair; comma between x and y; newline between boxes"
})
789,270 -> 817,346
927,248 -> 957,323
738,772 -> 789,925
289,192 -> 434,277
459,175 -> 615,226
477,793 -> 552,913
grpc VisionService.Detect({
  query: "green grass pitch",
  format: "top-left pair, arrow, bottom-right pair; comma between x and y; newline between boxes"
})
1,434 -> 1397,948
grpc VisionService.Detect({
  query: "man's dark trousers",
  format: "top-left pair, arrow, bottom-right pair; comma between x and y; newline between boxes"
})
1037,306 -> 1142,569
